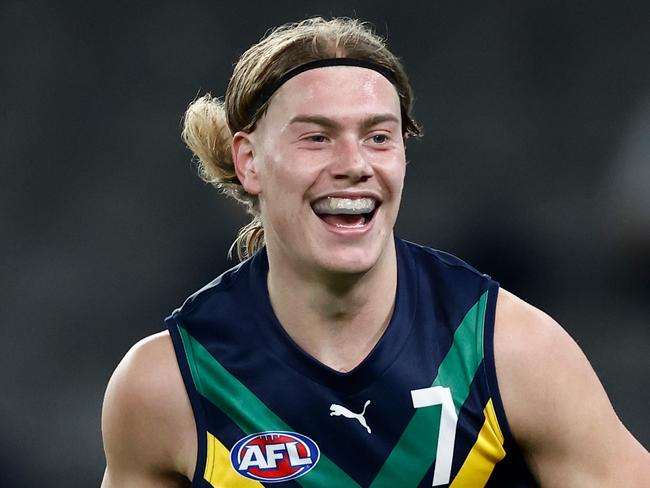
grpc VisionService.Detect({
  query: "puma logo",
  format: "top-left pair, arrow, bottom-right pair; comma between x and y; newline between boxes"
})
329,400 -> 372,434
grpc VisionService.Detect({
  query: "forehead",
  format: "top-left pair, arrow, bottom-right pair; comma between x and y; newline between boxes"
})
262,66 -> 401,125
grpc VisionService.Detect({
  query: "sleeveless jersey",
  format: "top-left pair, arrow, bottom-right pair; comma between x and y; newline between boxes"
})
166,238 -> 537,487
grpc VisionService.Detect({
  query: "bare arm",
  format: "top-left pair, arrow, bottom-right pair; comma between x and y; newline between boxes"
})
101,332 -> 196,488
495,289 -> 650,487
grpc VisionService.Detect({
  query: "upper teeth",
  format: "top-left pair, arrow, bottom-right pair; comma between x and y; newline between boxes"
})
312,197 -> 376,215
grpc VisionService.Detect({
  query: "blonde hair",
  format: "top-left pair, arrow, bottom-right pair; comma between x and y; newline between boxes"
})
182,17 -> 421,260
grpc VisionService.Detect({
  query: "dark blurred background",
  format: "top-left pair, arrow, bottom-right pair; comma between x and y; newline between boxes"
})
1,1 -> 648,486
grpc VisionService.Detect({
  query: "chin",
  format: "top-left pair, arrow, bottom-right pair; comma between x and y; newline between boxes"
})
312,240 -> 388,277
320,257 -> 375,276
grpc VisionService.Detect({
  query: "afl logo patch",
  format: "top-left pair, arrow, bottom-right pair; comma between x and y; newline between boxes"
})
230,431 -> 320,482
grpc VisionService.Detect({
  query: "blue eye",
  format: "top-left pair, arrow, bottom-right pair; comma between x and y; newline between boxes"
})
371,134 -> 388,144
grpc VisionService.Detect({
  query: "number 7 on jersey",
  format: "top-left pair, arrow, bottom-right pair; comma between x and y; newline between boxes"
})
411,386 -> 458,486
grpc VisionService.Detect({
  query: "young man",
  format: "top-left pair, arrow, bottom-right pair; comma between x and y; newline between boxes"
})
101,18 -> 650,487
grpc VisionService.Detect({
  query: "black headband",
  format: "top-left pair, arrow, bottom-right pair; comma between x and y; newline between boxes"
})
246,58 -> 399,122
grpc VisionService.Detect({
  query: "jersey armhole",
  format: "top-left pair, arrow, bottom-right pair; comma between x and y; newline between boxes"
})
483,284 -> 518,449
166,314 -> 208,487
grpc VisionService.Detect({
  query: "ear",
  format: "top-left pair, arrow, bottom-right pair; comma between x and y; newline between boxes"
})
232,131 -> 262,195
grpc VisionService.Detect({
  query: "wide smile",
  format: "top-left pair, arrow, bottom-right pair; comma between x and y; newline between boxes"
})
311,196 -> 380,229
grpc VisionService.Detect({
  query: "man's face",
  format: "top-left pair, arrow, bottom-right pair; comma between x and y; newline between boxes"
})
242,66 -> 406,277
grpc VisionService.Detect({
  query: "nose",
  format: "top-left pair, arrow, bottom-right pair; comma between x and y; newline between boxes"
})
332,137 -> 373,182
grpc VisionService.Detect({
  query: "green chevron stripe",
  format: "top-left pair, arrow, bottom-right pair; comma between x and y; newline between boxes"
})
370,290 -> 489,488
177,325 -> 361,488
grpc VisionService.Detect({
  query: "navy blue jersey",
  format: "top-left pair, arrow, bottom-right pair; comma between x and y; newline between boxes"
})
166,238 -> 537,487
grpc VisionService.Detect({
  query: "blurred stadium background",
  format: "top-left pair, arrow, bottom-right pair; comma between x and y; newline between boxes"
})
1,1 -> 648,486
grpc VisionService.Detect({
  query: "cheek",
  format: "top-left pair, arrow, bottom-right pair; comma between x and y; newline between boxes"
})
395,161 -> 406,185
379,158 -> 406,193
258,164 -> 312,222
267,155 -> 324,196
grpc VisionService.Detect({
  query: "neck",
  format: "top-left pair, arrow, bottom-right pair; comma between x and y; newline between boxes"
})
266,239 -> 398,372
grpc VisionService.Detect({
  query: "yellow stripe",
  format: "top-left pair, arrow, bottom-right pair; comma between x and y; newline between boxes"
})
449,399 -> 506,487
203,431 -> 263,487
204,431 -> 215,481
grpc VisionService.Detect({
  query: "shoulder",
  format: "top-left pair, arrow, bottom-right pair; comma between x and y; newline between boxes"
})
101,332 -> 196,485
400,239 -> 483,273
398,239 -> 492,291
493,289 -> 574,439
494,289 -> 650,486
494,289 -> 604,444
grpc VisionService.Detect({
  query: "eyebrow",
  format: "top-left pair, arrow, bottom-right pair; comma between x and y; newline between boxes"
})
287,113 -> 401,132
